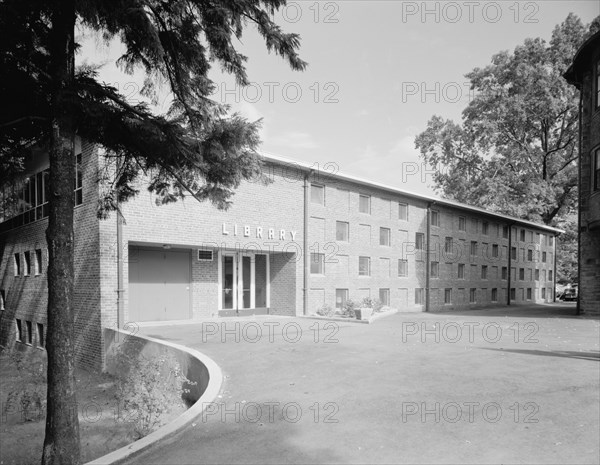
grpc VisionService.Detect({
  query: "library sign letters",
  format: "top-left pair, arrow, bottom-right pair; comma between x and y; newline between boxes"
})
222,223 -> 298,241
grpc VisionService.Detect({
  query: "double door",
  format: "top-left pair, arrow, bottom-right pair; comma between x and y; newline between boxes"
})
221,253 -> 268,310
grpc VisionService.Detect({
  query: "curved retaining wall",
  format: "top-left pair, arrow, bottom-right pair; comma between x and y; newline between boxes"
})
86,328 -> 223,465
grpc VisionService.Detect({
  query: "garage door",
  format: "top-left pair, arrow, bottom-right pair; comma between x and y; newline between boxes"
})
129,247 -> 191,321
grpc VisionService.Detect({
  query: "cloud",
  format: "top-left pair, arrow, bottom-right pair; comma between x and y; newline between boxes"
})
270,131 -> 318,150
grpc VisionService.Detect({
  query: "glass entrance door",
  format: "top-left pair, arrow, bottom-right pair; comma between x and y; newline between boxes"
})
222,255 -> 234,309
220,253 -> 269,311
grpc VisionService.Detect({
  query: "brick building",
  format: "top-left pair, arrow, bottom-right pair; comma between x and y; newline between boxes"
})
0,143 -> 562,368
564,30 -> 600,316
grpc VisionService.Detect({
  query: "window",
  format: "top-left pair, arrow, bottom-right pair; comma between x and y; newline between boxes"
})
502,267 -> 507,280
359,194 -> 370,214
469,288 -> 476,303
594,148 -> 600,191
470,218 -> 478,234
398,203 -> 408,220
25,320 -> 32,345
24,251 -> 31,276
37,323 -> 45,349
491,288 -> 498,302
527,288 -> 532,300
458,263 -> 465,279
379,289 -> 390,306
13,253 -> 20,276
458,216 -> 466,232
335,289 -> 349,309
535,269 -> 540,281
415,288 -> 424,305
431,262 -> 439,278
549,270 -> 553,281
359,256 -> 370,276
35,249 -> 42,275
431,210 -> 439,227
445,237 -> 453,253
502,225 -> 509,238
510,288 -> 516,300
596,59 -> 600,109
310,253 -> 324,275
444,288 -> 452,304
519,268 -> 525,280
0,290 -> 5,311
310,184 -> 324,205
336,221 -> 349,241
520,229 -> 525,242
527,249 -> 533,261
15,319 -> 22,342
542,251 -> 547,263
481,265 -> 488,280
380,227 -> 391,246
549,235 -> 554,247
470,241 -> 477,257
482,221 -> 489,235
541,288 -> 546,299
74,153 -> 83,206
492,244 -> 499,258
415,233 -> 424,251
511,247 -> 517,260
398,259 -> 408,277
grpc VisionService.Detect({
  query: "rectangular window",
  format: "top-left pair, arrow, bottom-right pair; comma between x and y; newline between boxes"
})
491,288 -> 498,302
549,270 -> 553,281
74,153 -> 83,206
469,288 -> 476,303
335,289 -> 349,309
482,221 -> 489,235
535,269 -> 540,281
549,235 -> 554,247
24,251 -> 31,276
310,253 -> 324,275
527,249 -> 533,261
25,320 -> 32,345
527,288 -> 532,300
510,288 -> 516,300
541,288 -> 546,299
380,227 -> 391,246
458,216 -> 466,232
542,251 -> 547,263
336,221 -> 349,241
398,203 -> 408,220
34,249 -> 42,275
520,229 -> 525,242
36,323 -> 45,348
502,225 -> 509,238
444,288 -> 452,304
502,267 -> 507,280
311,184 -> 325,205
492,244 -> 499,257
431,210 -> 439,227
458,263 -> 465,279
415,288 -> 424,305
0,290 -> 5,310
398,259 -> 408,277
415,233 -> 424,251
431,261 -> 439,278
359,194 -> 371,214
511,247 -> 517,260
481,265 -> 488,280
379,288 -> 390,306
594,148 -> 600,191
519,268 -> 525,280
13,253 -> 20,276
596,60 -> 600,109
359,256 -> 370,276
15,319 -> 22,342
445,237 -> 453,253
470,241 -> 477,257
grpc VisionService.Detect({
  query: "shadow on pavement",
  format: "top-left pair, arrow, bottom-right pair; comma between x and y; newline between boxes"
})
482,347 -> 600,362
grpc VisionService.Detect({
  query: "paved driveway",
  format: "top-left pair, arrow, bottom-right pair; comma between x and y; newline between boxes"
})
127,304 -> 599,464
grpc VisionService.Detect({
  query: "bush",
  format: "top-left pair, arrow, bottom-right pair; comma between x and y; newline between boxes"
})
316,303 -> 335,317
342,299 -> 357,318
113,339 -> 195,439
372,298 -> 384,313
2,351 -> 46,423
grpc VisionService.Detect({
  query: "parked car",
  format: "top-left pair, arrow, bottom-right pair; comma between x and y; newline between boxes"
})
558,285 -> 578,301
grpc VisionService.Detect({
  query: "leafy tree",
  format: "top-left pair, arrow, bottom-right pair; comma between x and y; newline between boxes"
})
415,13 -> 598,283
0,1 -> 306,463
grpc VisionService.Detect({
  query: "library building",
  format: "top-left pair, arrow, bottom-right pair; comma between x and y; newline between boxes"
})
0,140 -> 562,367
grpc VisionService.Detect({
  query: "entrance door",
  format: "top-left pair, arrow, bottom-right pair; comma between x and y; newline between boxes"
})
220,253 -> 268,312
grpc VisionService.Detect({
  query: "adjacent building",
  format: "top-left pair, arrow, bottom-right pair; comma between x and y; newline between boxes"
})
0,142 -> 562,368
564,30 -> 600,316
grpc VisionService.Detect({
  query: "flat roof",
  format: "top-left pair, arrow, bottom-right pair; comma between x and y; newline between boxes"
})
259,151 -> 564,235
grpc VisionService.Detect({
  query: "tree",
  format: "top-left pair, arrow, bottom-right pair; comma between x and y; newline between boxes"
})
415,13 -> 598,283
0,1 -> 306,463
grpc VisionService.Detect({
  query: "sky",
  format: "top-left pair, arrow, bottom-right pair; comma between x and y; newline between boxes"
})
79,0 -> 599,197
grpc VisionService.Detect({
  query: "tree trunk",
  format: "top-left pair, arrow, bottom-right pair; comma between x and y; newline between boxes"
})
42,1 -> 81,464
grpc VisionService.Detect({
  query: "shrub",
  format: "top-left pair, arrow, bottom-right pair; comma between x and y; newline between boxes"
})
316,303 -> 335,317
372,298 -> 384,313
342,299 -> 357,318
360,297 -> 373,308
113,339 -> 195,439
2,351 -> 46,423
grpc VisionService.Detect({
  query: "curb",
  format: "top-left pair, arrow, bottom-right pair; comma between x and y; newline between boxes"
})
300,308 -> 400,324
85,329 -> 223,465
